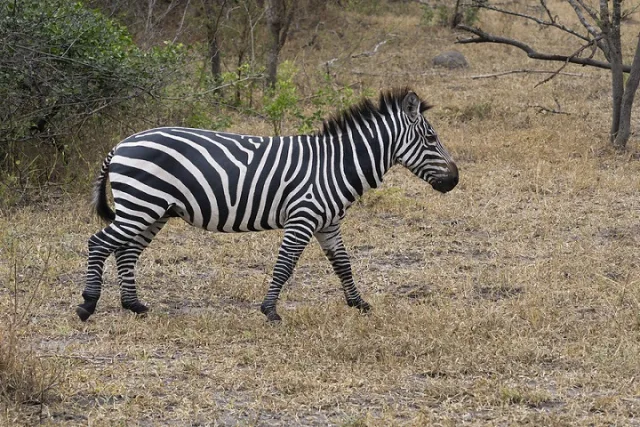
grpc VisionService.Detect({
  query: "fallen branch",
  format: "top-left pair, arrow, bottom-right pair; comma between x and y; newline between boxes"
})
351,39 -> 388,58
456,25 -> 633,73
352,70 -> 440,77
528,105 -> 571,115
528,97 -> 570,115
470,69 -> 589,79
37,354 -> 123,364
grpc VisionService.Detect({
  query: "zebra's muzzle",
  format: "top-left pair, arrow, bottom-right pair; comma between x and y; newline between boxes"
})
430,164 -> 459,193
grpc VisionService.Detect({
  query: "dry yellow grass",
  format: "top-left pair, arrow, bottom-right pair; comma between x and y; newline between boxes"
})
1,2 -> 640,425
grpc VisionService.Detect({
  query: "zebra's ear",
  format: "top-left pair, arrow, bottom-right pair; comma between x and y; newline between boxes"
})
402,92 -> 421,121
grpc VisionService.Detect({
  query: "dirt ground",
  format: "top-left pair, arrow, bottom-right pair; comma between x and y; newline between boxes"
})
2,2 -> 640,426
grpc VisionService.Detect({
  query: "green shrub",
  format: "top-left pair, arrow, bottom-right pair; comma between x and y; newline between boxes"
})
263,61 -> 301,136
0,0 -> 184,188
464,5 -> 481,26
421,5 -> 435,26
436,5 -> 451,26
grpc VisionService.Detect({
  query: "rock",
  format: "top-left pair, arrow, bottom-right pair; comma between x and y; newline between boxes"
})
432,50 -> 468,69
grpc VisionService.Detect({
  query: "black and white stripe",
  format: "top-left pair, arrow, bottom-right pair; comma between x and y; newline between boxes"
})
76,88 -> 459,322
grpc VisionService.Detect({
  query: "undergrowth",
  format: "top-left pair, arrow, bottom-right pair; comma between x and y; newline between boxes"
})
0,237 -> 58,412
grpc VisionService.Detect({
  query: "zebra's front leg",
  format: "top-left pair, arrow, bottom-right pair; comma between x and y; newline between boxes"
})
260,224 -> 314,322
315,224 -> 370,313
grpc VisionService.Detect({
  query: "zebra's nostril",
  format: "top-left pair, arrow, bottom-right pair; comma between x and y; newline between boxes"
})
431,174 -> 458,193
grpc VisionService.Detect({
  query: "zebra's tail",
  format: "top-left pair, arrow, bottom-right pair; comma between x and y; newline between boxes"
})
92,149 -> 116,222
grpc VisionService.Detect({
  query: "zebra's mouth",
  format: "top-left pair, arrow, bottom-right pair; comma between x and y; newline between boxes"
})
430,174 -> 459,193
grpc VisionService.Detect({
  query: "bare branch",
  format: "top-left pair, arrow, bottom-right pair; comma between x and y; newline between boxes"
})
600,0 -> 611,32
566,0 -> 602,41
528,104 -> 571,115
473,2 -> 590,42
575,0 -> 599,21
160,74 -> 263,100
534,62 -> 570,87
622,3 -> 640,20
534,37 -> 603,87
456,25 -> 633,72
539,0 -> 555,23
172,0 -> 191,43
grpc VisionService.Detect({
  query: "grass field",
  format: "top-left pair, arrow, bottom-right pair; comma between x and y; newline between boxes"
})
1,2 -> 640,425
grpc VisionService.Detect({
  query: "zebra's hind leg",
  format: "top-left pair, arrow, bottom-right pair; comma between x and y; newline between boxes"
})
77,222 -> 134,321
77,217 -> 161,321
315,224 -> 371,313
260,223 -> 315,322
115,216 -> 170,315
77,233 -> 113,321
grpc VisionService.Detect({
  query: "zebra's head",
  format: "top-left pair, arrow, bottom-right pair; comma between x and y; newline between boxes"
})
395,91 -> 459,193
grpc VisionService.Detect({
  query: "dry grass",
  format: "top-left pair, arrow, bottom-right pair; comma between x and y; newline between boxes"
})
2,2 -> 640,425
0,240 -> 59,421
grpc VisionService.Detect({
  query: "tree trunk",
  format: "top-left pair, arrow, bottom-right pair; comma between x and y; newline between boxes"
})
265,0 -> 285,89
265,0 -> 295,89
203,0 -> 226,85
607,1 -> 625,143
451,0 -> 463,28
209,33 -> 222,84
614,33 -> 640,148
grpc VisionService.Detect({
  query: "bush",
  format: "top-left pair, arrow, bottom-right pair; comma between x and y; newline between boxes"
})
262,62 -> 371,136
263,61 -> 301,136
0,0 -> 183,189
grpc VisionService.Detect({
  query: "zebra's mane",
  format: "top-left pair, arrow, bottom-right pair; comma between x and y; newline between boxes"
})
317,87 -> 432,137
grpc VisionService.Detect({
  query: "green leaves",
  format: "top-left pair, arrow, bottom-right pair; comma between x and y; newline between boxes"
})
263,61 -> 300,136
0,0 -> 184,179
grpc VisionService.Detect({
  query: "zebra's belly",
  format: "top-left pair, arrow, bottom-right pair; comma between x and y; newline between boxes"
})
171,202 -> 285,233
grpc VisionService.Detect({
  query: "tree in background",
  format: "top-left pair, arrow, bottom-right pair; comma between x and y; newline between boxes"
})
457,0 -> 640,149
202,0 -> 228,85
265,0 -> 296,88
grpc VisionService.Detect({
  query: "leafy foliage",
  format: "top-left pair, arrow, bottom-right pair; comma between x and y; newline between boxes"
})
298,74 -> 371,135
262,61 -> 370,136
0,0 -> 183,182
263,61 -> 301,135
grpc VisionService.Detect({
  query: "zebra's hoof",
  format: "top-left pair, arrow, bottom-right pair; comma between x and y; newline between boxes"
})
123,301 -> 149,316
260,304 -> 282,322
76,305 -> 94,322
76,297 -> 98,322
265,311 -> 282,322
348,299 -> 371,313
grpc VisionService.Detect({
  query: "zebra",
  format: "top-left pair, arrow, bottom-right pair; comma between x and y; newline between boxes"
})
76,88 -> 459,322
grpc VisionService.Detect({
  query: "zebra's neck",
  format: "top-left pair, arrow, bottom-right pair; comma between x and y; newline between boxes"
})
319,109 -> 400,198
